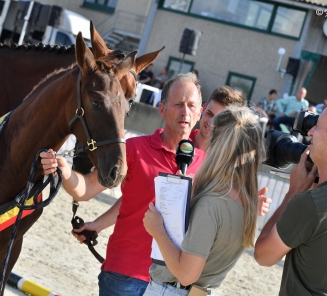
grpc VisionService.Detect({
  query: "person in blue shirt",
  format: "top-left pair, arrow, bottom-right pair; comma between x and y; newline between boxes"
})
273,87 -> 309,131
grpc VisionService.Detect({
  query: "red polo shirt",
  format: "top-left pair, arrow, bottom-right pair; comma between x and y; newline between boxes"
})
189,129 -> 199,143
103,129 -> 205,282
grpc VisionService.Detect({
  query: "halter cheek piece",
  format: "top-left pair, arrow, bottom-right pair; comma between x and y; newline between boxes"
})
68,71 -> 126,156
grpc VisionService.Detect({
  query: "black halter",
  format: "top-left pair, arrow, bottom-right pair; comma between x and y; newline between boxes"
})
68,71 -> 125,156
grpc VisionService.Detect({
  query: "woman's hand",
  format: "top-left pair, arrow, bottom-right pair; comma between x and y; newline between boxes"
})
143,203 -> 165,238
258,187 -> 272,216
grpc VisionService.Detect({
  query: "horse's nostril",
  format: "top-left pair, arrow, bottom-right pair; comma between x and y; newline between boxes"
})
109,166 -> 118,181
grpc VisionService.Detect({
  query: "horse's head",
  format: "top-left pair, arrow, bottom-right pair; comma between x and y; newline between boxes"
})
90,20 -> 165,101
73,32 -> 136,188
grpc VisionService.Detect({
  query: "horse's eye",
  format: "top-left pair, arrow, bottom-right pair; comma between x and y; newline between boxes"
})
92,101 -> 100,108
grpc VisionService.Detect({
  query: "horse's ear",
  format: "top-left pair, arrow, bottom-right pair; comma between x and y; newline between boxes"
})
134,46 -> 165,74
90,20 -> 111,59
76,32 -> 96,71
114,50 -> 138,80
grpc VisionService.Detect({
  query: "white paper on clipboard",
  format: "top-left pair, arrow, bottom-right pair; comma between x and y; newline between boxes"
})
151,173 -> 192,263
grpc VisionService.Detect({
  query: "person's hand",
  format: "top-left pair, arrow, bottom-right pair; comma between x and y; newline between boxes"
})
280,112 -> 285,117
288,148 -> 318,196
258,187 -> 272,216
289,110 -> 297,117
143,203 -> 165,238
71,221 -> 99,244
40,149 -> 69,176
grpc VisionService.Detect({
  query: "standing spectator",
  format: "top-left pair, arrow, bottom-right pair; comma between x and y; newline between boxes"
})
254,109 -> 327,295
273,87 -> 309,131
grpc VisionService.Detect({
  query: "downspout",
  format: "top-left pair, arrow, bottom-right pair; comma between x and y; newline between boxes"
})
281,9 -> 312,96
138,0 -> 159,56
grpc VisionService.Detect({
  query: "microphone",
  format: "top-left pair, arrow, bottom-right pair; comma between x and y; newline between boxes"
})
175,140 -> 195,175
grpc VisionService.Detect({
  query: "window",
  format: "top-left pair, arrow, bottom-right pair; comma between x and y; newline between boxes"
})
226,72 -> 256,101
82,0 -> 117,14
272,6 -> 306,38
163,0 -> 191,13
167,57 -> 194,78
160,0 -> 307,39
190,0 -> 273,30
55,31 -> 73,46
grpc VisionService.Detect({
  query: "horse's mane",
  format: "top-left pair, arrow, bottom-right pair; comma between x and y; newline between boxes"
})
0,42 -> 126,60
0,42 -> 76,54
24,64 -> 76,102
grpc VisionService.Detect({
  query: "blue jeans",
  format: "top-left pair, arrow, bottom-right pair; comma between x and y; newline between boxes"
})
143,279 -> 189,296
98,270 -> 148,296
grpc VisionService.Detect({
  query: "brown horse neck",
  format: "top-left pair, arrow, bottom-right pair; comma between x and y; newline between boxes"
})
0,67 -> 79,202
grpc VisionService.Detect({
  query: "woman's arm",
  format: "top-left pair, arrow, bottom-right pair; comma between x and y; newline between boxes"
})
143,203 -> 205,286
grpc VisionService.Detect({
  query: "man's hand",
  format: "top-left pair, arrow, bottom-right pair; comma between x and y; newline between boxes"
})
288,148 -> 318,196
40,149 -> 70,177
143,203 -> 165,238
72,221 -> 100,244
258,187 -> 272,216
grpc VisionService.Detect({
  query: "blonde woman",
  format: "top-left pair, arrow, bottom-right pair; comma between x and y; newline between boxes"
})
143,106 -> 265,295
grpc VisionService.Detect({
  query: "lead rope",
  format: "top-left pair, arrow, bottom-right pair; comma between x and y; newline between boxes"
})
0,149 -> 62,293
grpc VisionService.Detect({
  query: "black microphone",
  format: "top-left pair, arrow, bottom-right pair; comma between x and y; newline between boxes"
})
175,140 -> 195,175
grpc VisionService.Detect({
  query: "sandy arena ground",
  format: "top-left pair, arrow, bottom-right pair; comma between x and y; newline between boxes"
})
4,184 -> 284,296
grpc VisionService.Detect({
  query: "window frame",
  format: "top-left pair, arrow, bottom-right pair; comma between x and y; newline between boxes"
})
225,71 -> 256,101
81,0 -> 116,14
158,0 -> 307,40
166,56 -> 195,77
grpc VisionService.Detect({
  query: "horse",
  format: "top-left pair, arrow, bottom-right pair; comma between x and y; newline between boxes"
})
0,31 -> 136,291
0,21 -> 163,117
0,21 -> 164,175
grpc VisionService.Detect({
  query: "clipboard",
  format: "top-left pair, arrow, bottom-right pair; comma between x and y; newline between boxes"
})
151,172 -> 193,266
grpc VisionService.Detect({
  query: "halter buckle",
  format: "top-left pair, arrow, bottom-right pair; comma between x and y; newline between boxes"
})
87,139 -> 97,151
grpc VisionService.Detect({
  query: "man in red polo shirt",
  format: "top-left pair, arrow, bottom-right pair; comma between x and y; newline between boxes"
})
41,73 -> 204,295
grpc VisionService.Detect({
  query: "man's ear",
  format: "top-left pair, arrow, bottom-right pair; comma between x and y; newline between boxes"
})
198,106 -> 203,121
158,103 -> 165,119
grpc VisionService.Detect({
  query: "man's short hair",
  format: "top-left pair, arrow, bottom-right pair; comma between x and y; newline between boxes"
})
207,85 -> 245,107
161,72 -> 202,106
269,89 -> 277,95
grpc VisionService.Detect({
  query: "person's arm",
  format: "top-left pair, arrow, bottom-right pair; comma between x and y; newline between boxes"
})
254,149 -> 318,266
40,150 -> 106,201
275,98 -> 286,115
143,203 -> 205,286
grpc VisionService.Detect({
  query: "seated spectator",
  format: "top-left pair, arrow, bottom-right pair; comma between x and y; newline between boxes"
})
138,63 -> 154,104
316,97 -> 327,114
273,88 -> 309,133
256,89 -> 277,132
153,67 -> 169,89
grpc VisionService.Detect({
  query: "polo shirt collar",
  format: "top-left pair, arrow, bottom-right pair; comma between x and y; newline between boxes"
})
150,128 -> 197,155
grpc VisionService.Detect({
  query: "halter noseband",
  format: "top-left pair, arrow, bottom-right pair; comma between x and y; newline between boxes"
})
68,71 -> 125,156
